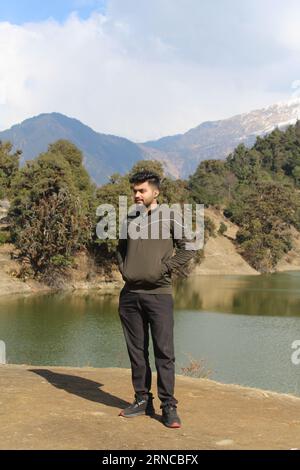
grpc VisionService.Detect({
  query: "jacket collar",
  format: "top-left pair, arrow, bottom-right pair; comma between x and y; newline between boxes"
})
128,203 -> 160,219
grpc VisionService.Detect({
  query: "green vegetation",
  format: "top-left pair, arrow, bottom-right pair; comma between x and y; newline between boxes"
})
188,159 -> 236,207
8,141 -> 96,285
227,181 -> 297,271
188,121 -> 300,271
1,121 -> 300,284
218,222 -> 228,236
0,141 -> 21,199
0,230 -> 10,245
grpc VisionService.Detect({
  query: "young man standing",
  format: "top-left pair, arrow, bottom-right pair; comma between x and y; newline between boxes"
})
116,171 -> 197,428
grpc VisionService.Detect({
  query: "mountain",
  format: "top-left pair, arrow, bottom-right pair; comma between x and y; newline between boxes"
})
0,113 -> 151,185
1,99 -> 300,185
142,98 -> 300,178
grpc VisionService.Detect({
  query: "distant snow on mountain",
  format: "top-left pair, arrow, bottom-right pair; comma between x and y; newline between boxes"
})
142,98 -> 300,178
1,99 -> 300,184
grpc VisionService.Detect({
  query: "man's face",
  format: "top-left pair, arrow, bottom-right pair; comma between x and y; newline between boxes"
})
132,181 -> 159,207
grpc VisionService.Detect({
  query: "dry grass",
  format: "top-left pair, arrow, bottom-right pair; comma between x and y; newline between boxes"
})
180,353 -> 212,379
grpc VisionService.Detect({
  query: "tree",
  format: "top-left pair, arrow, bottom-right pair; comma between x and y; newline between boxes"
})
0,141 -> 21,198
188,159 -> 232,206
231,181 -> 296,272
129,160 -> 164,179
8,141 -> 95,285
226,144 -> 262,183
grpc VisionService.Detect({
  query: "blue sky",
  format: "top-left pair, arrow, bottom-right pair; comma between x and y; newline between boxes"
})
0,0 -> 107,23
0,0 -> 299,140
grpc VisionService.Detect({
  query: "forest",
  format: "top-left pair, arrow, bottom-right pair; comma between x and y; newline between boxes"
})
1,121 -> 300,284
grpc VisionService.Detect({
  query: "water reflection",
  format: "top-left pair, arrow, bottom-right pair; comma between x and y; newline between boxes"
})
1,272 -> 300,395
174,272 -> 300,316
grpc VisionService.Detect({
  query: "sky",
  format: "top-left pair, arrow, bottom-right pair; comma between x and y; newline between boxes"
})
0,0 -> 300,141
0,0 -> 107,23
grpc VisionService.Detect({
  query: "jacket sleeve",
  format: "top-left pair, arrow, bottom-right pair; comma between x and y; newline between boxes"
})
116,217 -> 128,273
116,238 -> 127,273
162,211 -> 198,274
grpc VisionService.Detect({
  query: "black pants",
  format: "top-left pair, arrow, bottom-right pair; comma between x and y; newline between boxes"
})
118,288 -> 178,408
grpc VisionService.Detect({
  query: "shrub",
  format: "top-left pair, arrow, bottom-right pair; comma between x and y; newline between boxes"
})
0,230 -> 10,245
218,221 -> 228,235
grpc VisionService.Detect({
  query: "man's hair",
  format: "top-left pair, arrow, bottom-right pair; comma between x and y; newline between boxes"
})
129,170 -> 161,190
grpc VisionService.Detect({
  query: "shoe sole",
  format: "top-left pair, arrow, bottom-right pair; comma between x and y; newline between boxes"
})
163,421 -> 181,428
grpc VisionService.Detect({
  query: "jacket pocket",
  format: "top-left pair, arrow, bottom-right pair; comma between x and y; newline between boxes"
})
122,258 -> 168,285
142,259 -> 171,285
144,259 -> 164,284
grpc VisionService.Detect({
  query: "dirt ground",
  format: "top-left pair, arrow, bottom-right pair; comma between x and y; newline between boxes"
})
0,364 -> 300,450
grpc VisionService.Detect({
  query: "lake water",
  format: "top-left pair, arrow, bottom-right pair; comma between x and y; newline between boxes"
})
1,272 -> 300,396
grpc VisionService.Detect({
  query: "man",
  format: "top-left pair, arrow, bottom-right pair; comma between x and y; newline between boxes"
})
116,170 -> 197,428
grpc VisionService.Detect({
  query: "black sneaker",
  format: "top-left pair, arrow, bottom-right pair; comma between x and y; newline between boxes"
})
161,404 -> 181,428
119,392 -> 155,418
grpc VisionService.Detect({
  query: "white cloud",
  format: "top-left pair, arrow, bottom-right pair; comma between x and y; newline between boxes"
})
0,1 -> 299,141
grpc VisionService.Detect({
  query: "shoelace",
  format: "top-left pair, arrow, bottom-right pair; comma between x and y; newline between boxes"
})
162,404 -> 177,412
133,397 -> 146,407
135,394 -> 153,404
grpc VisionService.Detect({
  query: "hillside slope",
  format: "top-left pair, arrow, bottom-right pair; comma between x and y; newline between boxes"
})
0,113 -> 149,185
1,99 -> 300,184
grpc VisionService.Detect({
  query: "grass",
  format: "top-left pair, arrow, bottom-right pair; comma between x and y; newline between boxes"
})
179,353 -> 212,379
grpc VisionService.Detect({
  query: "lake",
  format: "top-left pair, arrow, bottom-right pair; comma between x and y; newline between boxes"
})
1,271 -> 300,396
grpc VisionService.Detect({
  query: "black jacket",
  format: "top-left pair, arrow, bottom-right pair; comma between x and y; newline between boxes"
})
116,204 -> 198,294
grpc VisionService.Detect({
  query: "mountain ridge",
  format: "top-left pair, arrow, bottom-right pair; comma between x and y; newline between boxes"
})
142,98 -> 300,177
1,98 -> 300,184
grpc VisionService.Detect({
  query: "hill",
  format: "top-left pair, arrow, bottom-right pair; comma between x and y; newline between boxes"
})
0,113 -> 148,185
143,98 -> 300,177
1,99 -> 300,184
